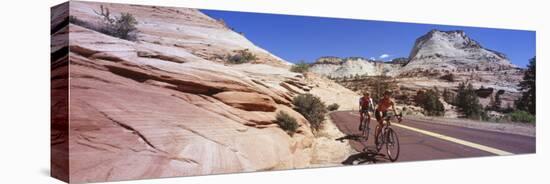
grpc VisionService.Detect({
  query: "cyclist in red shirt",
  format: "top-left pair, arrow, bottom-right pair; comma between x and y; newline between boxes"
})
374,90 -> 401,144
359,92 -> 374,131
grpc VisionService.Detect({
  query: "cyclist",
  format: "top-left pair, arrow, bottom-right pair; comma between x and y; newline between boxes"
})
359,92 -> 375,131
374,90 -> 401,144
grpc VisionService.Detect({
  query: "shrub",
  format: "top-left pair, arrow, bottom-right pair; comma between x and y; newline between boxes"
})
227,49 -> 257,64
415,89 -> 445,116
292,94 -> 327,131
327,103 -> 340,111
507,110 -> 535,123
455,82 -> 485,119
414,90 -> 427,106
69,6 -> 138,41
442,88 -> 455,105
275,111 -> 299,135
93,5 -> 138,40
290,61 -> 310,73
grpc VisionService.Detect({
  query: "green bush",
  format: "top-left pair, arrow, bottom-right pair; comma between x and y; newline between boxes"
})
292,94 -> 327,131
442,88 -> 455,105
455,82 -> 485,119
275,111 -> 299,135
93,5 -> 138,40
415,89 -> 445,116
327,103 -> 340,111
507,110 -> 535,123
290,61 -> 310,73
227,49 -> 257,64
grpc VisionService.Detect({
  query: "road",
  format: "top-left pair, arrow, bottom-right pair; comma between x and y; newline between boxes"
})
330,111 -> 536,164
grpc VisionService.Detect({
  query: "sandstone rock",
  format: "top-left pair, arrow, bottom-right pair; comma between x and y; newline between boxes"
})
280,82 -> 305,95
310,114 -> 354,165
305,73 -> 361,111
309,57 -> 402,78
70,1 -> 292,67
402,29 -> 516,75
137,50 -> 187,63
213,91 -> 277,112
60,2 -> 358,183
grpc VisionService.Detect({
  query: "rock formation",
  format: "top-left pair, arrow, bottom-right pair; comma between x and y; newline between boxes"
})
309,57 -> 402,78
56,1 -> 357,183
402,29 -> 516,75
308,29 -> 525,115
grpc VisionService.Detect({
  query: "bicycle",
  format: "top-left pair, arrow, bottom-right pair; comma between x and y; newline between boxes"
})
374,113 -> 402,162
359,110 -> 371,140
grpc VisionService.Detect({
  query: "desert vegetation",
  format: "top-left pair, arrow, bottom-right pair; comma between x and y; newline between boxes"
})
414,89 -> 445,116
69,5 -> 138,41
274,111 -> 299,135
455,82 -> 486,120
515,57 -> 536,115
290,61 -> 310,73
292,93 -> 327,131
226,49 -> 257,64
506,110 -> 535,123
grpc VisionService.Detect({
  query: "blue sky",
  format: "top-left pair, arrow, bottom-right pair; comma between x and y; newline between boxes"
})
201,10 -> 536,67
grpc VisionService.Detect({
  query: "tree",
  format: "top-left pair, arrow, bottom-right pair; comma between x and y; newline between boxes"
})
416,89 -> 445,116
442,88 -> 455,105
516,57 -> 536,114
455,82 -> 485,119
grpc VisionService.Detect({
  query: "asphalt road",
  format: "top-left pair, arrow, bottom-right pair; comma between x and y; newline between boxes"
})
330,111 -> 536,164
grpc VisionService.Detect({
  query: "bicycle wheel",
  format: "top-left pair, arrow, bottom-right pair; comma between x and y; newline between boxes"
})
385,128 -> 400,162
362,118 -> 370,139
375,125 -> 384,152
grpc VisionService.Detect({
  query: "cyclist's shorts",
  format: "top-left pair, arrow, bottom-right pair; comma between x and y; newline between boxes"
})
375,110 -> 387,121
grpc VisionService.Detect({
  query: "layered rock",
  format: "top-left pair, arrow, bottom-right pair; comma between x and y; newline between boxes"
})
309,29 -> 525,114
64,2 -> 357,183
402,29 -> 516,74
51,2 -> 70,182
69,1 -> 291,67
309,57 -> 402,78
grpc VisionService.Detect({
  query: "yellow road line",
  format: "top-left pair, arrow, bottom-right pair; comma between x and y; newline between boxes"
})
347,112 -> 513,156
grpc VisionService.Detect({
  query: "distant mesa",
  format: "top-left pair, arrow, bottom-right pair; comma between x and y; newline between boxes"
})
403,29 -> 515,73
309,29 -> 519,79
315,56 -> 344,64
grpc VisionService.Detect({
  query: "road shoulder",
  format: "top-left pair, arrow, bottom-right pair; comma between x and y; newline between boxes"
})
406,116 -> 535,137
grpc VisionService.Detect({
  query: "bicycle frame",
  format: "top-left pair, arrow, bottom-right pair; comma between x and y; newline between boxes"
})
360,111 -> 371,140
375,114 -> 401,162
